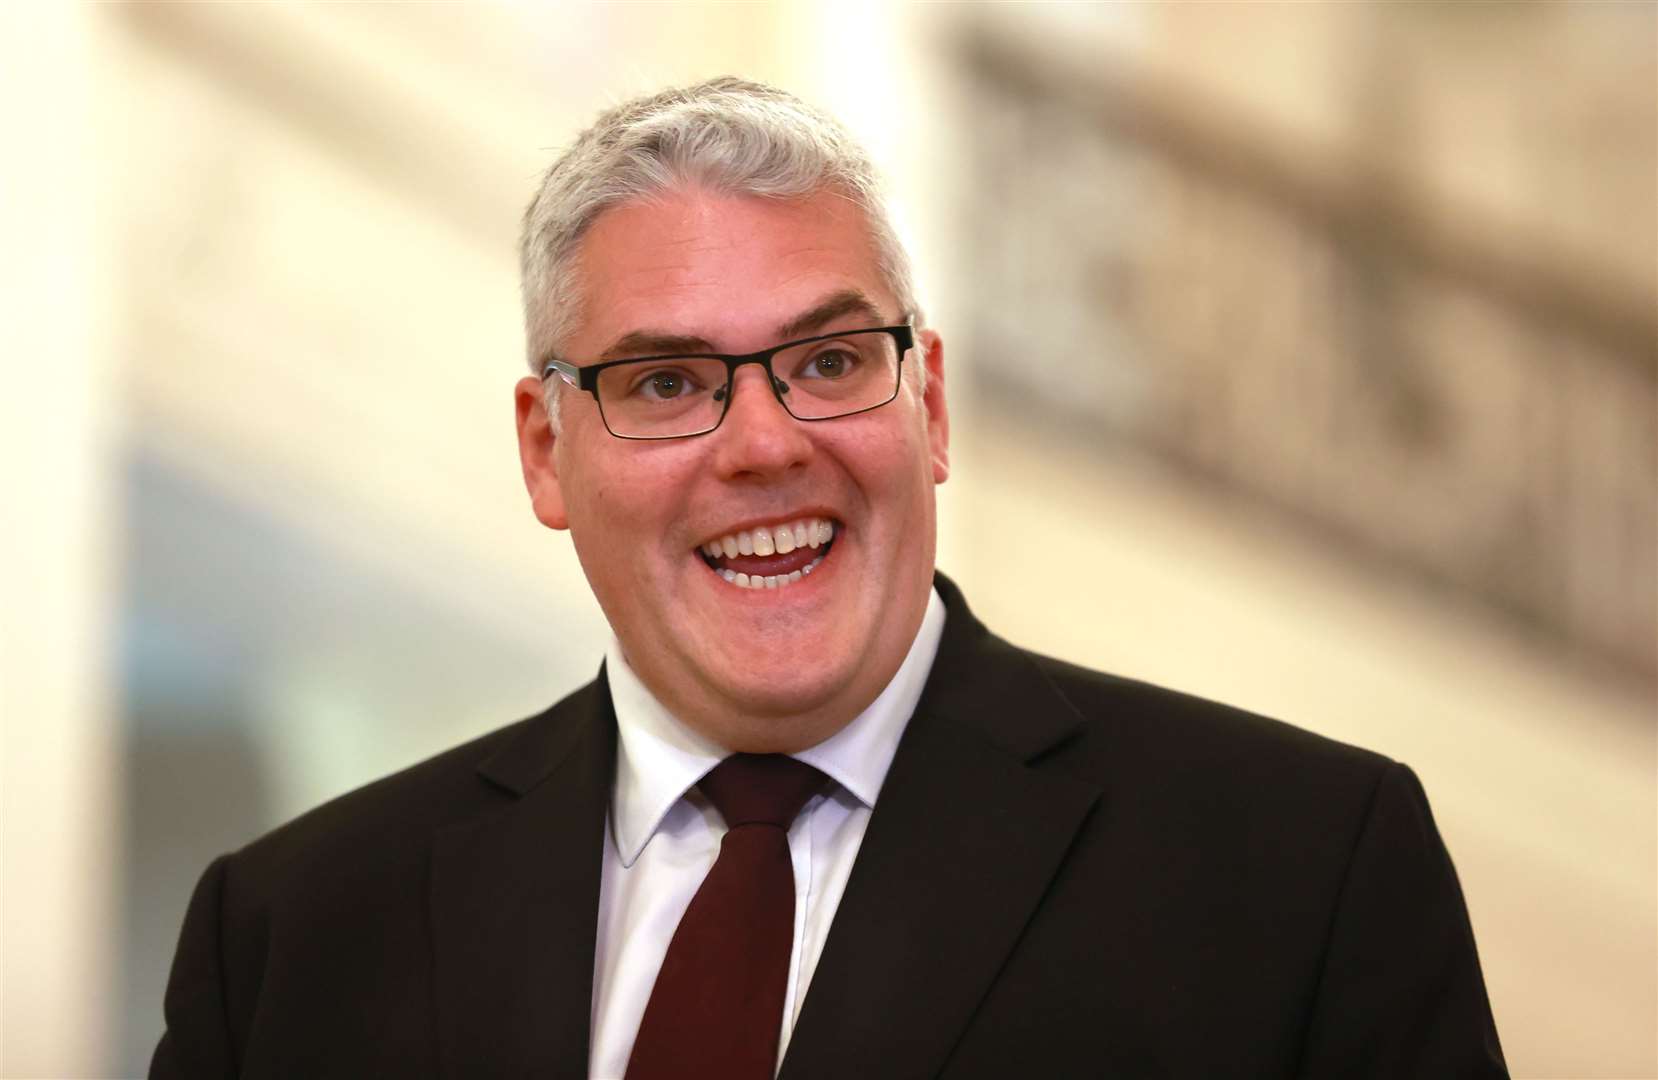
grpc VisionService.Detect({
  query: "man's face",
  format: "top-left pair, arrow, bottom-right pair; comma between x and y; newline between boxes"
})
514,187 -> 949,753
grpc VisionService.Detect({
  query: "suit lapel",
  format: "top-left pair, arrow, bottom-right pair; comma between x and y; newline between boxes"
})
429,672 -> 615,1078
780,576 -> 1103,1080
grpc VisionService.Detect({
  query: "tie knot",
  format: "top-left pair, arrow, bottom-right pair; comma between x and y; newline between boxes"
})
698,753 -> 827,830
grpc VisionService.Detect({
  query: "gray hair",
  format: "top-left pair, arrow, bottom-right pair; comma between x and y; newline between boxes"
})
519,77 -> 923,395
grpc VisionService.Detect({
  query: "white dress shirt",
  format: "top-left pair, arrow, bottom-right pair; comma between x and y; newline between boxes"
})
587,587 -> 947,1080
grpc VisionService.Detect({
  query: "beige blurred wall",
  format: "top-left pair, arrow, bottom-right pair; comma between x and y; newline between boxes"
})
1,4 -> 1652,1077
2,5 -> 122,1074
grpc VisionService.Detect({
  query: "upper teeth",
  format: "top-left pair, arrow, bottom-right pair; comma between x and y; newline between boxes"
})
701,518 -> 834,559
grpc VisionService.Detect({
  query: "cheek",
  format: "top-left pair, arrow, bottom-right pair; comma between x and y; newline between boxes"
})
849,433 -> 936,521
563,436 -> 693,521
569,453 -> 707,563
590,480 -> 626,519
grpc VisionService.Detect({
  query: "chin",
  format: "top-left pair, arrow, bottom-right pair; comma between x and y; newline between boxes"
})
715,664 -> 850,722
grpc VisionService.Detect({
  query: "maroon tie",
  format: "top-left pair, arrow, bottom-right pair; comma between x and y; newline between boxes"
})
624,753 -> 828,1080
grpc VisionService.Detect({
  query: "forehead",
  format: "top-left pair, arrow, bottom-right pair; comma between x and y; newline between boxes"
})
568,187 -> 894,354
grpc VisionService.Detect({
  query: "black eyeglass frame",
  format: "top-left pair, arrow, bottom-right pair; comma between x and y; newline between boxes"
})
540,322 -> 916,441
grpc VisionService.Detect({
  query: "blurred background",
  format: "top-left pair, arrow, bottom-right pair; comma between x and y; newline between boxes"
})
2,3 -> 1653,1076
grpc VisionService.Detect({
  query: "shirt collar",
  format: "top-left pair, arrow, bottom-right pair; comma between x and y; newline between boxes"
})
605,586 -> 948,868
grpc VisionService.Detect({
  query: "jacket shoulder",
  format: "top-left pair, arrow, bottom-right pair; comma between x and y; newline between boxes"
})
1022,647 -> 1396,808
224,679 -> 598,898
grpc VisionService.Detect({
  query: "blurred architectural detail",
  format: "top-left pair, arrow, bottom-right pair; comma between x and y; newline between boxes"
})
960,5 -> 1657,685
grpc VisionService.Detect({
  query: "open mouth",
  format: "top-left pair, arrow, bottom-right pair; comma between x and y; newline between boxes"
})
697,516 -> 837,590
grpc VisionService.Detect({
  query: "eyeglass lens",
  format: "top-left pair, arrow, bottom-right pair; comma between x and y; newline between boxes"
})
594,329 -> 902,438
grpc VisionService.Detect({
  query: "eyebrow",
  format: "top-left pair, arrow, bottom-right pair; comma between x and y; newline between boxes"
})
598,331 -> 716,361
595,288 -> 888,361
775,289 -> 885,342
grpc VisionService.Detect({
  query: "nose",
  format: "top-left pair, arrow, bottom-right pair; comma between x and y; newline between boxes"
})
710,362 -> 813,480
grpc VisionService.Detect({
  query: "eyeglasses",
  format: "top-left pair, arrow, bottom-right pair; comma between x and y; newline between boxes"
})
541,324 -> 914,440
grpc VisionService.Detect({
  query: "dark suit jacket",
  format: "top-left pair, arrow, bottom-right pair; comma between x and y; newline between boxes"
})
152,573 -> 1507,1078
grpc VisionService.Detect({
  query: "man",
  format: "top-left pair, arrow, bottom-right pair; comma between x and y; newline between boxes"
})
152,78 -> 1507,1078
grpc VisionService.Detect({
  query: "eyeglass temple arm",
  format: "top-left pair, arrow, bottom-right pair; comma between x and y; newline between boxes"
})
541,358 -> 581,388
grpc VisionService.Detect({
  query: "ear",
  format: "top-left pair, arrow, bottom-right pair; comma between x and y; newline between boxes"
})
917,329 -> 950,485
514,375 -> 570,530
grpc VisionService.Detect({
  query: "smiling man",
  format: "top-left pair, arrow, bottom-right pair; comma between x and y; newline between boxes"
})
152,79 -> 1507,1079
517,185 -> 947,757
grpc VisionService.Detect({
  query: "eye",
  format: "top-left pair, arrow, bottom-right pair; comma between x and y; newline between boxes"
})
801,346 -> 860,380
647,372 -> 686,399
628,367 -> 702,400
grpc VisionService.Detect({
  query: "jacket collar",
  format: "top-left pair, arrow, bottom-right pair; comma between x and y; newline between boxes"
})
780,571 -> 1103,1080
430,672 -> 615,1078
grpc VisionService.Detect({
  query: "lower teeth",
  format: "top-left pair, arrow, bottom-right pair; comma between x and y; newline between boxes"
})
718,551 -> 825,590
